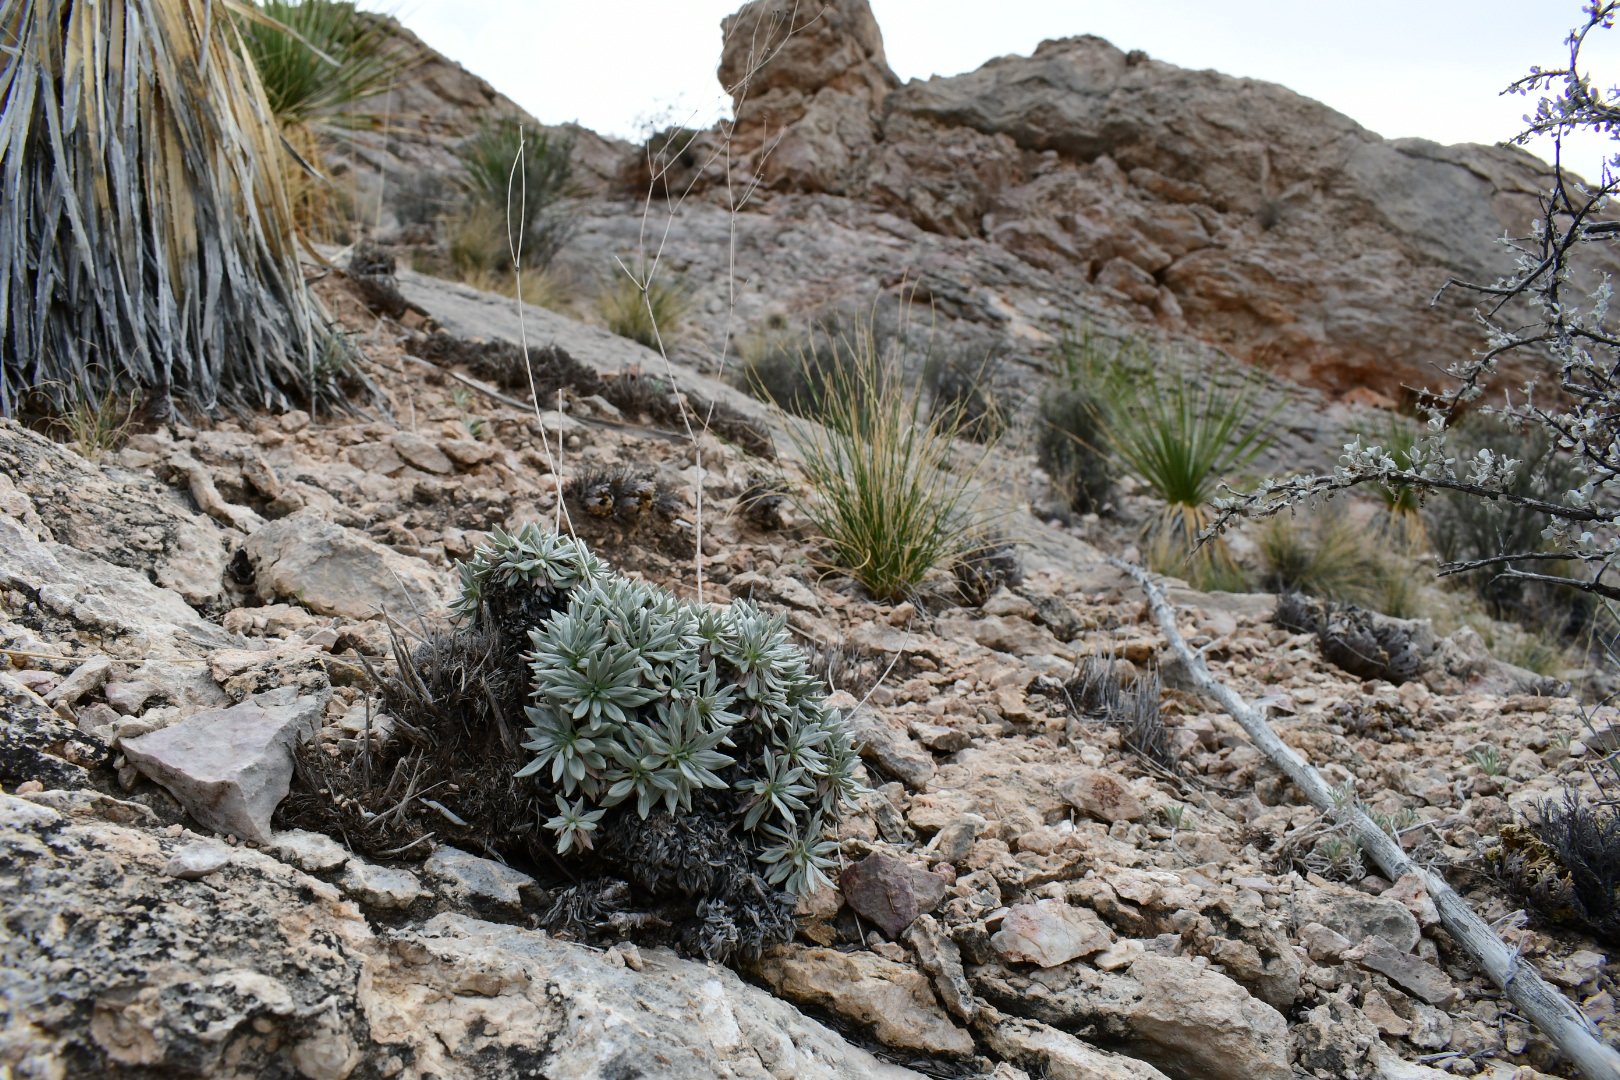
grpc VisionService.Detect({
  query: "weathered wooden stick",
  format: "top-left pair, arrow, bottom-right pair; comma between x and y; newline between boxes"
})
1111,557 -> 1620,1080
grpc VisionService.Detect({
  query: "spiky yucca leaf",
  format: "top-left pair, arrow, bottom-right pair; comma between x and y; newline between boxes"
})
237,0 -> 402,130
0,0 -> 322,416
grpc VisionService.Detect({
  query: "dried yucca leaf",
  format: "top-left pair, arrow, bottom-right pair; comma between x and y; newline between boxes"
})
1,0 -> 323,416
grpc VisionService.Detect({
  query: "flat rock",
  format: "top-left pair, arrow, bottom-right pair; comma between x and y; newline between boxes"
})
423,845 -> 535,912
903,914 -> 976,1023
973,952 -> 1291,1080
0,516 -> 237,655
909,719 -> 970,753
241,507 -> 448,621
1059,766 -> 1148,823
339,861 -> 425,910
1,791 -> 924,1078
1346,937 -> 1459,1008
269,828 -> 352,874
0,420 -> 231,608
756,944 -> 975,1058
991,899 -> 1115,968
44,655 -> 112,707
439,438 -> 495,468
846,706 -> 935,789
840,851 -> 948,938
1295,882 -> 1421,954
390,432 -> 455,475
120,695 -> 322,844
163,840 -> 232,880
983,1017 -> 1173,1080
103,679 -> 163,716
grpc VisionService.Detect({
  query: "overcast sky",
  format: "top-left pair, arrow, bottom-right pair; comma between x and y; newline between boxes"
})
380,1 -> 1620,182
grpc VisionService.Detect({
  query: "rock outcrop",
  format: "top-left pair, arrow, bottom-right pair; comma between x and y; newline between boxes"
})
699,1 -> 1610,402
0,790 -> 922,1079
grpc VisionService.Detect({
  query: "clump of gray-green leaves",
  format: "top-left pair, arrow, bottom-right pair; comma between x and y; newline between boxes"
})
455,524 -> 861,902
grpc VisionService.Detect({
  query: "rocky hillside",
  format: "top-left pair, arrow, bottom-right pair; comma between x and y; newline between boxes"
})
3,3 -> 1618,1080
356,0 -> 1612,413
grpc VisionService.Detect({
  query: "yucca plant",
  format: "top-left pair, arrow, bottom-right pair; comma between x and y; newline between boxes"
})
237,0 -> 402,131
776,311 -> 993,601
1,0 -> 324,417
1095,364 -> 1274,581
235,0 -> 412,236
1367,417 -> 1427,549
456,118 -> 576,274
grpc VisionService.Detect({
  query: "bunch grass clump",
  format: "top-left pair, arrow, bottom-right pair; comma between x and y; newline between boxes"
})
596,269 -> 692,350
1036,387 -> 1113,516
457,525 -> 862,897
773,309 -> 994,600
923,347 -> 1005,444
740,310 -> 884,423
1256,515 -> 1380,602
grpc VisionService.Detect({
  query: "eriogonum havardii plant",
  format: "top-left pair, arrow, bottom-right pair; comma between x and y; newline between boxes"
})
454,523 -> 863,897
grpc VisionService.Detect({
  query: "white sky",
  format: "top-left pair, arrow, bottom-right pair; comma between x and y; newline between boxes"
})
380,1 -> 1620,182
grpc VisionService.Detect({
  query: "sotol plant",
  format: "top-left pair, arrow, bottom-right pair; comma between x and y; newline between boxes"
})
456,525 -> 862,899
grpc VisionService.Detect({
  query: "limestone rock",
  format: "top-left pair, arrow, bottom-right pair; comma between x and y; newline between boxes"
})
1345,937 -> 1459,1008
846,706 -> 936,789
1295,882 -> 1421,955
991,900 -> 1115,968
1058,767 -> 1148,823
756,944 -> 975,1057
903,914 -> 976,1023
720,0 -> 898,193
163,840 -> 232,880
982,1017 -> 1173,1080
241,508 -> 449,621
103,679 -> 163,716
0,792 -> 923,1078
839,851 -> 947,938
423,845 -> 535,913
120,694 -> 322,844
339,860 -> 425,910
0,674 -> 109,790
974,953 -> 1292,1080
0,420 -> 231,607
269,829 -> 351,875
0,515 -> 237,655
390,431 -> 455,475
43,654 -> 112,707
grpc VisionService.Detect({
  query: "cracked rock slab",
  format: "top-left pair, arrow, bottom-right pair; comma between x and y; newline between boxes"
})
120,695 -> 321,844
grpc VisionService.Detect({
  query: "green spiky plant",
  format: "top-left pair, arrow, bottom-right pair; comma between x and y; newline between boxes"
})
455,525 -> 863,898
1366,417 -> 1427,550
455,118 -> 577,275
235,0 -> 413,236
772,309 -> 994,600
1,0 -> 327,418
1095,362 -> 1274,586
237,0 -> 402,131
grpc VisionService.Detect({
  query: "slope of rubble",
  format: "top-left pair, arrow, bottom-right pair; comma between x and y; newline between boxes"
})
1,253 -> 1614,1080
